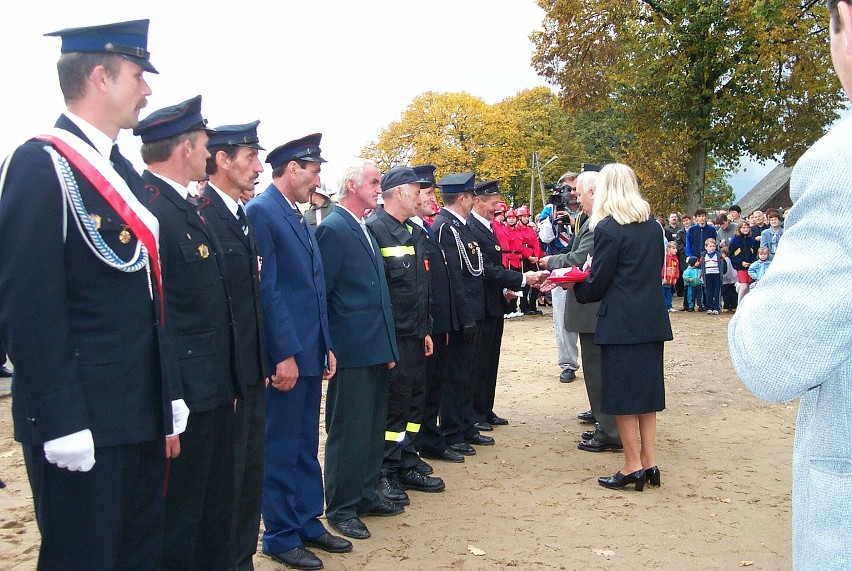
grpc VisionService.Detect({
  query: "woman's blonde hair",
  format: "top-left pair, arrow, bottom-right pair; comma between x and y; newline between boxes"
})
589,163 -> 651,229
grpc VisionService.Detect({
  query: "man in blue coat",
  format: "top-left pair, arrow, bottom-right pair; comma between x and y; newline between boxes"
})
316,158 -> 400,541
246,134 -> 350,571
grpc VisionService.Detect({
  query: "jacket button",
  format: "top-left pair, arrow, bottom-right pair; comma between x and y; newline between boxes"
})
187,350 -> 193,355
28,417 -> 37,425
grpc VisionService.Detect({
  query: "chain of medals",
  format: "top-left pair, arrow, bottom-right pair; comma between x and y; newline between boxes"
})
449,225 -> 483,277
45,145 -> 150,275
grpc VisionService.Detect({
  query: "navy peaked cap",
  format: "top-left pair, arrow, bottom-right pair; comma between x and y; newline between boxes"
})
413,164 -> 439,187
380,166 -> 429,192
436,172 -> 475,194
207,120 -> 264,150
45,19 -> 157,73
265,133 -> 326,169
472,180 -> 500,196
134,95 -> 213,143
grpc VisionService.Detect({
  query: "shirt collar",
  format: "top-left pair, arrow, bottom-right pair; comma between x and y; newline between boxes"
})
149,172 -> 189,200
208,182 -> 240,218
337,203 -> 365,224
470,209 -> 491,230
64,111 -> 114,159
446,208 -> 467,225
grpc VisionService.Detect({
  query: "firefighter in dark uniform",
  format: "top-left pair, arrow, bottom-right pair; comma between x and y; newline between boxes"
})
135,96 -> 243,570
411,166 -> 466,464
367,166 -> 446,505
431,173 -> 493,455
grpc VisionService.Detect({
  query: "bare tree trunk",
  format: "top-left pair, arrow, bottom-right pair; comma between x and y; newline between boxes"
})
684,141 -> 707,214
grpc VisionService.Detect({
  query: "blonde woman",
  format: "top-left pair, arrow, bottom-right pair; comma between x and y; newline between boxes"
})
571,163 -> 673,491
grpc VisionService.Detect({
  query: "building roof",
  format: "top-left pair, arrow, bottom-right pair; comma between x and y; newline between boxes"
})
735,164 -> 793,215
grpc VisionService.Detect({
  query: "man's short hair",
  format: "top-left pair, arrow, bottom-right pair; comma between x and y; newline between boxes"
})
558,171 -> 579,184
729,205 -> 742,214
56,52 -> 123,102
141,131 -> 198,165
694,207 -> 707,217
206,145 -> 241,176
716,213 -> 728,225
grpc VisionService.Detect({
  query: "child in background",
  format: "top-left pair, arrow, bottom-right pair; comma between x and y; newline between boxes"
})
748,246 -> 772,289
720,245 -> 738,312
700,238 -> 725,315
662,240 -> 679,312
682,256 -> 703,311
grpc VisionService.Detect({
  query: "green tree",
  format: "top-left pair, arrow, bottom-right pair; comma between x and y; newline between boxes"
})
531,0 -> 844,214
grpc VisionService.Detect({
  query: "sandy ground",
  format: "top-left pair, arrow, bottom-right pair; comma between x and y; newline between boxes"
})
0,306 -> 795,570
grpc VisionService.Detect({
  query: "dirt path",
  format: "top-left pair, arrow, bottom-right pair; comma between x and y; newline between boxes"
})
0,307 -> 794,570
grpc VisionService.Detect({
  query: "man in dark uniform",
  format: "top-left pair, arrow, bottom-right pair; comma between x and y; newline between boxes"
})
466,181 -> 546,431
135,96 -> 241,570
431,173 -> 491,456
367,166 -> 446,507
409,166 -> 466,465
247,134 -> 351,571
316,158 -> 400,541
0,20 -> 185,568
200,122 -> 269,569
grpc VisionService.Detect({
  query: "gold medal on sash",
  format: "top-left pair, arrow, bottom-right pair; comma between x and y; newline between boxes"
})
197,243 -> 209,259
119,227 -> 132,244
89,214 -> 101,230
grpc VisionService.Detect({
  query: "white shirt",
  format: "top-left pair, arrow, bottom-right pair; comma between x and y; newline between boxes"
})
64,111 -> 113,158
208,182 -> 240,219
470,209 -> 492,231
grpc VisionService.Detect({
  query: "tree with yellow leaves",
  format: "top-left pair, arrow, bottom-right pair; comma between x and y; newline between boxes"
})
531,0 -> 843,213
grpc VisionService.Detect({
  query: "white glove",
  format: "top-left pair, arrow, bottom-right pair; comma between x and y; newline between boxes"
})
43,429 -> 95,472
168,399 -> 189,437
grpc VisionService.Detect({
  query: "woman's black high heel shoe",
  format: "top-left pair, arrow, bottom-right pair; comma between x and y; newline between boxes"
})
598,469 -> 647,491
645,466 -> 661,487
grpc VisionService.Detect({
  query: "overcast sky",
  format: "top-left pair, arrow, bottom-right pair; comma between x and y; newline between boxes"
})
0,1 -> 552,191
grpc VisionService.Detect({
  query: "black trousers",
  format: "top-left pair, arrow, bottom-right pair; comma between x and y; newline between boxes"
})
23,439 -> 166,571
439,325 -> 481,444
472,315 -> 504,423
520,259 -> 540,312
416,332 -> 451,455
231,381 -> 265,570
324,364 -> 388,523
163,404 -> 235,571
383,336 -> 427,471
579,333 -> 620,444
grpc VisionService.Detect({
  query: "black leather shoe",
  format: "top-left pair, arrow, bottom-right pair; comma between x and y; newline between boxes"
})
305,532 -> 353,553
487,413 -> 508,426
581,430 -> 596,441
577,410 -> 596,423
645,466 -> 661,487
0,365 -> 12,378
578,438 -> 623,452
560,369 -> 576,383
422,447 -> 465,462
398,467 -> 445,492
359,498 -> 404,517
473,421 -> 493,431
465,433 -> 495,446
266,546 -> 323,570
449,442 -> 476,456
598,469 -> 647,491
330,517 -> 370,540
377,474 -> 409,505
415,458 -> 434,474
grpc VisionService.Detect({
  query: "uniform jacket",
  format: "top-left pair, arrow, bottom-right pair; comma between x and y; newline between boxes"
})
728,117 -> 852,570
432,208 -> 485,327
315,205 -> 398,368
573,216 -> 673,345
246,185 -> 331,377
366,207 -> 431,338
547,214 -> 600,333
500,224 -> 524,269
143,171 -> 239,409
416,219 -> 457,335
517,223 -> 544,261
0,115 -> 173,445
466,214 -> 523,318
200,184 -> 268,391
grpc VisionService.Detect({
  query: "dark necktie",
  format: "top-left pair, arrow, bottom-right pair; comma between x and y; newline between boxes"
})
110,144 -> 134,186
293,206 -> 305,227
237,204 -> 249,236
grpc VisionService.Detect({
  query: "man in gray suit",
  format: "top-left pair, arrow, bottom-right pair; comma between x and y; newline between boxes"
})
729,2 -> 852,568
542,170 -> 621,451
